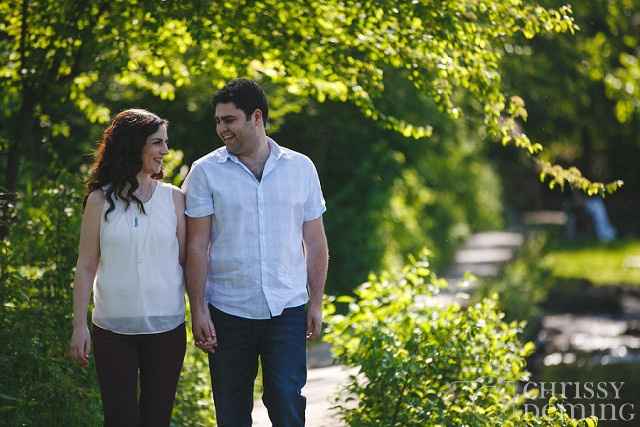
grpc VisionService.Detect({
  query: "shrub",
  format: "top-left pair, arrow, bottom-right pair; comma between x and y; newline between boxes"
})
323,250 -> 597,426
0,173 -> 102,426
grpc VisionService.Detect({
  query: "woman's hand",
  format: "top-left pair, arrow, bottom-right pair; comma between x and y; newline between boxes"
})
69,325 -> 91,368
192,307 -> 217,353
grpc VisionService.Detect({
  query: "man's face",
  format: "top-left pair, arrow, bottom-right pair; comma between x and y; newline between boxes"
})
214,102 -> 259,155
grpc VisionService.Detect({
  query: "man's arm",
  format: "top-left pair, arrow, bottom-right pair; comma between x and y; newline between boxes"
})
186,215 -> 217,351
303,217 -> 329,340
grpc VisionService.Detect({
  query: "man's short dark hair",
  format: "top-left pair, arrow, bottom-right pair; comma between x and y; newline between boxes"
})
212,78 -> 269,128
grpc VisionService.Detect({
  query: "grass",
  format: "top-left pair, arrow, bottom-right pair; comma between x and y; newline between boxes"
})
543,239 -> 640,287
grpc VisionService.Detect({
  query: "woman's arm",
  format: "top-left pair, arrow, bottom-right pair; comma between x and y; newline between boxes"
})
172,186 -> 186,267
69,190 -> 103,367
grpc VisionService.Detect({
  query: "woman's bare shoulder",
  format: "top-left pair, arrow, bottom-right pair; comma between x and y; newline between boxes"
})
164,183 -> 184,195
165,183 -> 185,200
86,189 -> 106,206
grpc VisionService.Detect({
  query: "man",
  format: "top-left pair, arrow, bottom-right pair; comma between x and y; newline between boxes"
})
182,78 -> 329,427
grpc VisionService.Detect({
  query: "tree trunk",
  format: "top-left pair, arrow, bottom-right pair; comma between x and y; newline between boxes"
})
6,0 -> 30,194
0,0 -> 35,242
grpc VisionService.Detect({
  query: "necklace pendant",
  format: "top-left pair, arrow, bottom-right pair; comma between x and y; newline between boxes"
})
134,216 -> 138,228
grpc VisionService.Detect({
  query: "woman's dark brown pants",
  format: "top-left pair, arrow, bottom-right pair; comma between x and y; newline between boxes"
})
92,323 -> 186,427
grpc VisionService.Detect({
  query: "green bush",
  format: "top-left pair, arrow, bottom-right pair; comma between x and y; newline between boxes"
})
323,250 -> 597,426
0,173 -> 103,426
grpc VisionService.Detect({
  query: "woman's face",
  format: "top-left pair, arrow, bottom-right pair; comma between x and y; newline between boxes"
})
141,123 -> 168,175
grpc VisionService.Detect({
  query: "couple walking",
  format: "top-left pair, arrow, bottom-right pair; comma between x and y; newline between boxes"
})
69,78 -> 330,427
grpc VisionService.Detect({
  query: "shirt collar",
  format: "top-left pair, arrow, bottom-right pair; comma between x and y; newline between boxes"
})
213,137 -> 291,163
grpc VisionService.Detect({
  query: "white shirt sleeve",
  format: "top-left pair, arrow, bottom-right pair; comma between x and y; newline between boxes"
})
182,162 -> 215,218
303,159 -> 326,222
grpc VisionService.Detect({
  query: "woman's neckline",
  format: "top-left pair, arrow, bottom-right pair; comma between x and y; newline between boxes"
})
136,180 -> 159,204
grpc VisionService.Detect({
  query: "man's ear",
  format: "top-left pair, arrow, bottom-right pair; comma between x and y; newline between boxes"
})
253,109 -> 263,127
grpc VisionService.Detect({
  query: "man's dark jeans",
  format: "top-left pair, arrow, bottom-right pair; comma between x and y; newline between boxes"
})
208,304 -> 307,427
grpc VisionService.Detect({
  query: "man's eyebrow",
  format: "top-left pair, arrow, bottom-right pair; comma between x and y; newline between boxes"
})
215,115 -> 236,120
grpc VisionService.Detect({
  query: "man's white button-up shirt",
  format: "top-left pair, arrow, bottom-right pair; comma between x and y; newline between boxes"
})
182,138 -> 327,319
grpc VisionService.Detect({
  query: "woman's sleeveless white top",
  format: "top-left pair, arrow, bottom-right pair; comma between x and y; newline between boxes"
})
92,182 -> 185,334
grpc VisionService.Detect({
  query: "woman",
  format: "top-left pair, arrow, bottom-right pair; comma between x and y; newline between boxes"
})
69,109 -> 186,426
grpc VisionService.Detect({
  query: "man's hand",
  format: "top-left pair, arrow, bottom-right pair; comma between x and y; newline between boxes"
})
306,302 -> 322,340
192,307 -> 217,352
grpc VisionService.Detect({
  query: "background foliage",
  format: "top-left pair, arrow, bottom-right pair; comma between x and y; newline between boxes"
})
497,0 -> 638,229
0,172 -> 104,425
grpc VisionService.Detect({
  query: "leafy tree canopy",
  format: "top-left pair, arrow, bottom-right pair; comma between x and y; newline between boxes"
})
0,0 -> 622,195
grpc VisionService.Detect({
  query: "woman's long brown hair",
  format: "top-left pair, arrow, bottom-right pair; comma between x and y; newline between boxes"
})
84,109 -> 168,220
